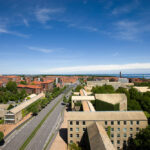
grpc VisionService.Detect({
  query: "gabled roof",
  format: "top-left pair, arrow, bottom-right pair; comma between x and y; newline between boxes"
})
17,84 -> 41,89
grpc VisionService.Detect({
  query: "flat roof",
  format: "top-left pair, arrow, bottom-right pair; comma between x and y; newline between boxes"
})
72,96 -> 95,101
68,111 -> 147,121
87,101 -> 95,112
95,94 -> 127,104
10,93 -> 45,114
82,101 -> 90,111
134,86 -> 150,93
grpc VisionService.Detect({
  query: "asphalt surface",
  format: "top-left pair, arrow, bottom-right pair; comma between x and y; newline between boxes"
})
0,85 -> 76,150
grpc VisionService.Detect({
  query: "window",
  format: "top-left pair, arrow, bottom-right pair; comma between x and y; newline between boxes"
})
70,128 -> 73,131
111,134 -> 114,138
123,128 -> 127,132
117,128 -> 120,132
70,121 -> 73,125
130,134 -> 133,138
76,121 -> 79,125
70,134 -> 73,137
111,140 -> 114,144
83,121 -> 85,125
83,128 -> 86,131
76,128 -> 79,132
117,121 -> 120,125
111,128 -> 114,131
136,128 -> 139,131
130,128 -> 133,131
124,121 -> 127,125
117,147 -> 120,150
124,133 -> 127,137
111,121 -> 114,125
105,128 -> 108,131
70,140 -> 73,143
76,134 -> 79,138
117,134 -> 120,137
123,141 -> 126,144
136,121 -> 139,125
117,140 -> 120,144
105,121 -> 107,125
130,121 -> 133,125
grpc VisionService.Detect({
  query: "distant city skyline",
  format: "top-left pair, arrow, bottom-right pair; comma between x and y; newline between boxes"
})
0,0 -> 150,74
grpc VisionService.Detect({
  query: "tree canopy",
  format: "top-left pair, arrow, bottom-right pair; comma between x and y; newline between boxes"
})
92,85 -> 115,94
126,125 -> 150,150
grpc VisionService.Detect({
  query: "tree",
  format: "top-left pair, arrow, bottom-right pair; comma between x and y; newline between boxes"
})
74,85 -> 83,92
129,88 -> 141,100
116,87 -> 130,100
92,85 -> 115,94
6,81 -> 17,93
126,125 -> 150,150
20,80 -> 27,85
69,143 -> 82,150
0,131 -> 4,143
128,99 -> 141,110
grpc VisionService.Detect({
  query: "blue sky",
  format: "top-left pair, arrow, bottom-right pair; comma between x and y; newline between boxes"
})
0,0 -> 150,74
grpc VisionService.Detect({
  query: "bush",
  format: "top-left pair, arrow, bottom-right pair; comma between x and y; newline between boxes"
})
0,132 -> 4,143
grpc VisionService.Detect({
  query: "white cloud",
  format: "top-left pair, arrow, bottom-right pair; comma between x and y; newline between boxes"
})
0,27 -> 29,38
112,0 -> 139,15
28,46 -> 53,53
42,63 -> 150,74
68,24 -> 99,32
35,8 -> 65,24
23,19 -> 29,27
113,20 -> 139,41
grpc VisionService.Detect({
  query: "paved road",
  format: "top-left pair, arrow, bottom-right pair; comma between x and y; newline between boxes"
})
0,85 -> 75,150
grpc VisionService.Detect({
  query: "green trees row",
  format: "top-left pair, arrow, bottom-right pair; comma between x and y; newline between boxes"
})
23,86 -> 66,116
0,81 -> 27,103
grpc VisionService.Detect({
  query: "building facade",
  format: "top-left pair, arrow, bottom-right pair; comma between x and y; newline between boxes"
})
67,111 -> 148,150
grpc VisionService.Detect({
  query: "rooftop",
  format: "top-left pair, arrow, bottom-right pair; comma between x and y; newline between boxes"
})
68,111 -> 147,121
87,122 -> 115,150
72,96 -> 95,101
95,93 -> 127,105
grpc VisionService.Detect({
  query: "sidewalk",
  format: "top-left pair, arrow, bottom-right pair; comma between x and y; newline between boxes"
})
50,110 -> 68,150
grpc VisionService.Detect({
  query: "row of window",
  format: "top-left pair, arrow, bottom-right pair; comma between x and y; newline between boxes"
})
70,128 -> 86,132
69,120 -> 140,126
70,134 -> 80,138
110,133 -> 133,138
105,120 -> 140,125
70,121 -> 86,125
111,140 -> 127,145
105,127 -> 139,132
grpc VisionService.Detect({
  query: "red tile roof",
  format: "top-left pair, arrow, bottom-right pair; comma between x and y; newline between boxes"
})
17,84 -> 41,89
